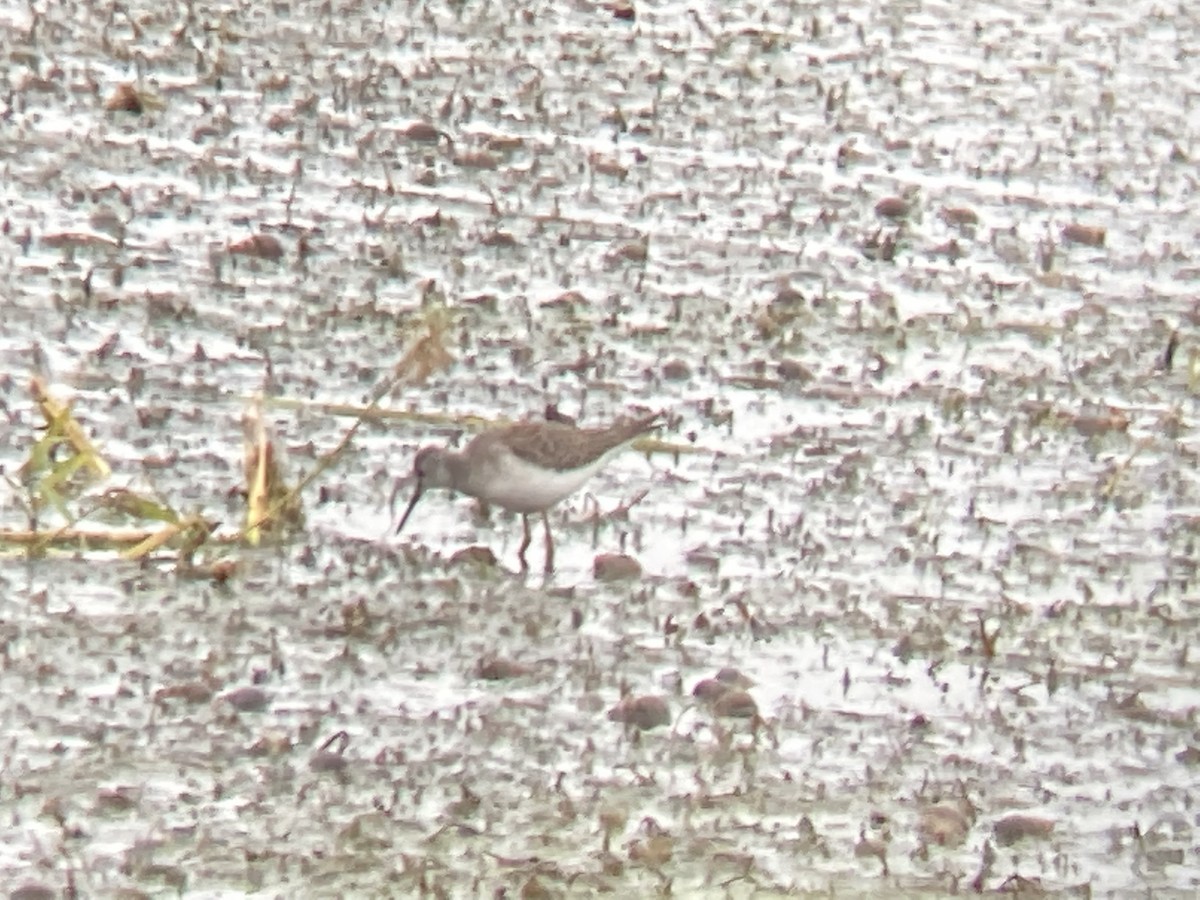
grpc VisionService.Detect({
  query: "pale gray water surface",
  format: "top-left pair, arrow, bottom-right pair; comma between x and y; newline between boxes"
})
1,0 -> 1198,896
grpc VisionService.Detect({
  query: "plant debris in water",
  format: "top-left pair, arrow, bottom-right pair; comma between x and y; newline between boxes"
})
0,0 -> 1197,895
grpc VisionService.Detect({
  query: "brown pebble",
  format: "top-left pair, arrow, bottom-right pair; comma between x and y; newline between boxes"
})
402,121 -> 445,143
608,0 -> 635,20
1061,223 -> 1105,247
486,134 -> 525,153
202,561 -> 237,588
611,238 -> 648,263
454,150 -> 498,170
918,803 -> 972,847
661,358 -> 691,381
450,545 -> 498,567
777,358 -> 813,383
309,751 -> 348,773
993,813 -> 1055,846
520,875 -> 553,900
590,154 -> 628,179
874,196 -> 909,219
228,233 -> 284,261
940,206 -> 979,227
222,686 -> 270,712
607,695 -> 670,730
712,689 -> 758,719
480,231 -> 518,248
593,553 -> 642,581
10,885 -> 56,900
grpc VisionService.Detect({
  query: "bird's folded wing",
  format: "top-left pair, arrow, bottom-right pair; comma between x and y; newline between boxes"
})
502,415 -> 658,472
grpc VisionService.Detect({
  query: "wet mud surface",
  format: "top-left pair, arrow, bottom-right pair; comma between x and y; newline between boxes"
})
1,0 -> 1198,896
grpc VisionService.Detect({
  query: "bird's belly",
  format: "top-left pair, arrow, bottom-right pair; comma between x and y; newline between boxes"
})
473,454 -> 607,513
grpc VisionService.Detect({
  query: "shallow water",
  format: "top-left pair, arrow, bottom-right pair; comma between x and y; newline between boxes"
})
1,0 -> 1198,896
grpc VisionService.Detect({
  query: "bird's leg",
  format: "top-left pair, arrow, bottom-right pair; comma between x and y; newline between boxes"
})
518,514 -> 532,571
542,510 -> 555,573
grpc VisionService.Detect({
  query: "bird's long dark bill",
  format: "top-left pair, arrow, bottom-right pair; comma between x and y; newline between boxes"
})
395,485 -> 424,535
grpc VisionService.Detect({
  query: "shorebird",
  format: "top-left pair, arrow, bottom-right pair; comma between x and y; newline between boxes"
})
395,410 -> 662,571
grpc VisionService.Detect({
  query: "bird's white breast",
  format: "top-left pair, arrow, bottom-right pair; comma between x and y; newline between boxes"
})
471,446 -> 618,513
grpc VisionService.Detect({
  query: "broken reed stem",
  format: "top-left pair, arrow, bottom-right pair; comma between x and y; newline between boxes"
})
231,330 -> 444,544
